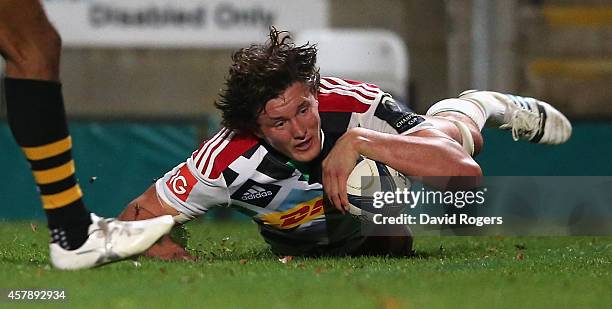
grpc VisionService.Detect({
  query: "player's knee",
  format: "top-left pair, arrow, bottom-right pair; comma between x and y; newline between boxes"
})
3,17 -> 62,80
32,25 -> 62,68
43,26 -> 63,56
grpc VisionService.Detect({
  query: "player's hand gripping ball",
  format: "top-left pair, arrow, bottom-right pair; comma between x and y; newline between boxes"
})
346,157 -> 410,222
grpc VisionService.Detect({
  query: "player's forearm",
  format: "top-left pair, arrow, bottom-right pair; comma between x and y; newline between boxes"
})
348,127 -> 482,176
119,185 -> 180,221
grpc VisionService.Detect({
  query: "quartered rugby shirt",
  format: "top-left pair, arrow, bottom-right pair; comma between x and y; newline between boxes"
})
155,77 -> 429,253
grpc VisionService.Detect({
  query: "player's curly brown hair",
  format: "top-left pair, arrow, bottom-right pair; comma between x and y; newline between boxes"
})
215,27 -> 320,134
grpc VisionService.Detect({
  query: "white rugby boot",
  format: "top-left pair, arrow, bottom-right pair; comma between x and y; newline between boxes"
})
460,90 -> 572,144
50,214 -> 174,270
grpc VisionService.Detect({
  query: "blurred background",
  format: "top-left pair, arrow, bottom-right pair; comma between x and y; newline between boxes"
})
1,0 -> 611,220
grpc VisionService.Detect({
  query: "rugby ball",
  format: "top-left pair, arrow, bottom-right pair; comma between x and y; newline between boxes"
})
346,157 -> 410,220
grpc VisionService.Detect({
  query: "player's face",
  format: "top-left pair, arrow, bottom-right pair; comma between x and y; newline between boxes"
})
256,82 -> 321,162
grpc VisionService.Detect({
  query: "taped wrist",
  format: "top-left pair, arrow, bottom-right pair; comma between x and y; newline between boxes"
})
449,119 -> 475,156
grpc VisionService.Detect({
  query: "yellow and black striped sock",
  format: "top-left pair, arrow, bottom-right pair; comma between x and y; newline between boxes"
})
5,78 -> 92,250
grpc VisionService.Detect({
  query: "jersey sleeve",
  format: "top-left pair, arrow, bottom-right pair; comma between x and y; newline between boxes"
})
155,158 -> 230,219
318,77 -> 428,135
155,128 -> 259,219
359,94 -> 428,135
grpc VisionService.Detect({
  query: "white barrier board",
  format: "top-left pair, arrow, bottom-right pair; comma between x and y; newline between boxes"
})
43,0 -> 328,48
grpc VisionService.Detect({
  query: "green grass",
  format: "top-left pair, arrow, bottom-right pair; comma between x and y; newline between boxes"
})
0,221 -> 610,308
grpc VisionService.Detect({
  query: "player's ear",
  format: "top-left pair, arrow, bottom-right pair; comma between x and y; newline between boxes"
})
310,93 -> 319,107
253,113 -> 264,139
253,127 -> 264,139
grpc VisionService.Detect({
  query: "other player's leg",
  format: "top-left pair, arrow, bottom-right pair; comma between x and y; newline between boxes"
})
0,0 -> 173,269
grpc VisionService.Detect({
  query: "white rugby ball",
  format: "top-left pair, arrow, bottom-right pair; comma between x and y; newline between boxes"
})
346,157 -> 410,219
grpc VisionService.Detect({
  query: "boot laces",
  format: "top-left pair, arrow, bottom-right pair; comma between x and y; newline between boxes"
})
500,108 -> 542,141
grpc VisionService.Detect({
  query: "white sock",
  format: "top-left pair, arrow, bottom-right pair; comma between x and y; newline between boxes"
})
426,98 -> 488,130
458,90 -> 507,126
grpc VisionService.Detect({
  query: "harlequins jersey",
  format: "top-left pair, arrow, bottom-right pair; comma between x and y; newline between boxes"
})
155,77 -> 427,255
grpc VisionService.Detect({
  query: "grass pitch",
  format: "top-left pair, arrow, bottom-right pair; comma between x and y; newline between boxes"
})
0,221 -> 610,308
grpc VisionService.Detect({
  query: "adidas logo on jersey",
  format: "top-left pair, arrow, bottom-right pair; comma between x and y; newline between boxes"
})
241,185 -> 273,201
230,178 -> 282,207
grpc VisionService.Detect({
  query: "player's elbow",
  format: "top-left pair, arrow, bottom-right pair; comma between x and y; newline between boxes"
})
456,158 -> 482,177
435,138 -> 482,177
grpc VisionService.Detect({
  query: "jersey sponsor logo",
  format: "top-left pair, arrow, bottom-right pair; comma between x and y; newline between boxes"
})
258,196 -> 325,229
230,179 -> 281,207
166,164 -> 197,202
